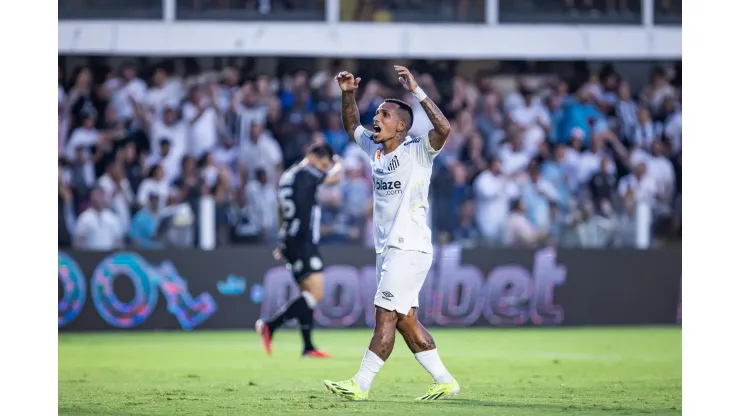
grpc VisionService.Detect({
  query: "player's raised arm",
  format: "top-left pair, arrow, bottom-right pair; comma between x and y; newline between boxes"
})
335,71 -> 363,139
395,66 -> 451,151
323,155 -> 344,185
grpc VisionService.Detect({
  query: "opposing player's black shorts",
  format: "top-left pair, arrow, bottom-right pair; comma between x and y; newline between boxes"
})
282,243 -> 324,283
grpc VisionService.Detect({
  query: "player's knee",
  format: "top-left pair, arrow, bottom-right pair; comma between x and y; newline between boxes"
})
375,307 -> 398,329
309,286 -> 323,303
301,273 -> 324,303
395,314 -> 415,333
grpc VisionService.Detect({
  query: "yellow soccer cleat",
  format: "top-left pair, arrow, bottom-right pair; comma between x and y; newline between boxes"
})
415,379 -> 461,401
323,379 -> 369,401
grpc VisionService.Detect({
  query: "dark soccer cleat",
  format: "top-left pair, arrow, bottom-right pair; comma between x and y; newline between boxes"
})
303,349 -> 332,358
255,319 -> 272,356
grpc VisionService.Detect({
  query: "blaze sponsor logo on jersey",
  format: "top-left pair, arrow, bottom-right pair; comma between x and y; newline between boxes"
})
375,148 -> 381,160
374,179 -> 403,195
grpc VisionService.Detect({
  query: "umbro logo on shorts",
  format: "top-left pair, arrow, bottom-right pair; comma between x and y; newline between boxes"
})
381,291 -> 394,300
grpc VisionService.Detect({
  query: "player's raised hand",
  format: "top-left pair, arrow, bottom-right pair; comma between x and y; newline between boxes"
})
335,71 -> 361,92
395,66 -> 418,91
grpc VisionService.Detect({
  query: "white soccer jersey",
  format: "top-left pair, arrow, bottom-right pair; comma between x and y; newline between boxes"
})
353,126 -> 441,254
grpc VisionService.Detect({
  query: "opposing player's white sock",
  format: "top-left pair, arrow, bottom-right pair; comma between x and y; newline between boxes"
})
352,349 -> 385,392
414,349 -> 453,384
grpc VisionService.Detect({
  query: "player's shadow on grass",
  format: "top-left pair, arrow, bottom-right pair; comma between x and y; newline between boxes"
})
435,399 -> 679,413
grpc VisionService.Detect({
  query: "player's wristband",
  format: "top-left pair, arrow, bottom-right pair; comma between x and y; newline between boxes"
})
411,87 -> 428,102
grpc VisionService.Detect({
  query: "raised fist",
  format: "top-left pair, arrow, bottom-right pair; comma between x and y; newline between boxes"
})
335,71 -> 361,92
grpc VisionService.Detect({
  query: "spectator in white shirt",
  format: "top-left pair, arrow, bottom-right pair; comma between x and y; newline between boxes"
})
630,141 -> 675,202
618,163 -> 658,205
217,67 -> 241,113
521,161 -> 560,231
214,136 -> 240,170
473,157 -> 517,245
509,88 -> 551,155
615,81 -> 638,141
239,123 -> 284,184
575,200 -> 617,248
65,109 -> 107,162
499,132 -> 532,176
503,80 -> 527,113
643,67 -> 677,114
232,83 -> 268,146
506,198 -> 546,248
144,66 -> 184,120
201,152 -> 220,188
107,62 -> 148,122
130,97 -> 187,163
620,182 -> 655,247
341,158 -> 372,220
246,168 -> 279,243
137,102 -> 188,163
59,67 -> 68,154
632,106 -> 658,149
137,165 -> 171,211
146,139 -> 181,185
74,187 -> 124,251
560,128 -> 585,191
97,162 -> 135,232
182,85 -> 221,160
663,109 -> 682,155
577,135 -> 616,186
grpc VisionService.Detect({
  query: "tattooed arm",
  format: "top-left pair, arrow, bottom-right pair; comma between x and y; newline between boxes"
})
419,96 -> 452,151
395,65 -> 451,151
341,91 -> 361,139
335,71 -> 363,139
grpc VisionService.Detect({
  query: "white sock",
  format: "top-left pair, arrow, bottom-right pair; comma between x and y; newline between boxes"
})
301,291 -> 317,308
414,349 -> 453,384
352,349 -> 385,392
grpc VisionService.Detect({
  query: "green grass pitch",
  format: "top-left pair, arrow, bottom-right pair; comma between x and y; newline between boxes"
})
59,327 -> 681,415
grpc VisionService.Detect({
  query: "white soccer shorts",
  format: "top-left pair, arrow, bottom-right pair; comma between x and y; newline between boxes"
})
374,247 -> 433,314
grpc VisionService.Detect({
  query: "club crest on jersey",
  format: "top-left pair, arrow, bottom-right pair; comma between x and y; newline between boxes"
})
387,155 -> 400,172
375,149 -> 381,160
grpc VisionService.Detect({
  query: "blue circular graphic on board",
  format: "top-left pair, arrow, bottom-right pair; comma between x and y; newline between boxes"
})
58,252 -> 87,327
90,252 -> 159,328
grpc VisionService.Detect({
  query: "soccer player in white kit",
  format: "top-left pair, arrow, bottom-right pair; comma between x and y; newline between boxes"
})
323,66 -> 460,401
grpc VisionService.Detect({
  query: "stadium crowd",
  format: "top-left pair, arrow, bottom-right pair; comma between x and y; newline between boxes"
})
58,60 -> 682,251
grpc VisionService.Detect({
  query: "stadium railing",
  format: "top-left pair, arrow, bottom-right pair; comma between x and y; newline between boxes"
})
58,0 -> 680,59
